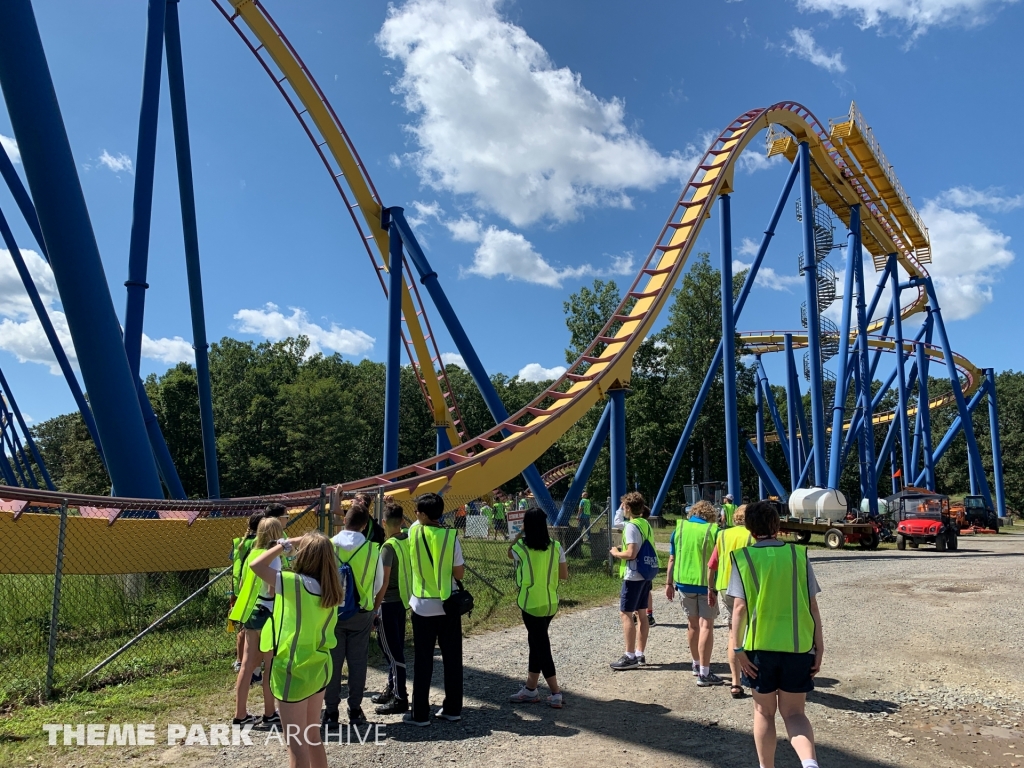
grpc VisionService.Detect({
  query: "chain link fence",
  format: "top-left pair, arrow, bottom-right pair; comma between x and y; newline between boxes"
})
0,486 -> 619,708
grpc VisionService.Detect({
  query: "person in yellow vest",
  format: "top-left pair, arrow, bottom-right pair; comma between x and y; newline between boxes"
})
728,501 -> 825,768
248,531 -> 342,768
228,515 -> 284,726
404,492 -> 465,726
608,491 -> 656,670
707,505 -> 753,698
720,493 -> 738,528
322,503 -> 384,728
664,499 -> 722,686
371,501 -> 412,715
507,508 -> 569,708
230,512 -> 263,673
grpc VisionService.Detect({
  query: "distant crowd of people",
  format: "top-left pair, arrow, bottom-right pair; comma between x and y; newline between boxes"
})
227,490 -> 824,768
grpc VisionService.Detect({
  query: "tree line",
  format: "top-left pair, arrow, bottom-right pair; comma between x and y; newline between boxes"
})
30,253 -> 1022,513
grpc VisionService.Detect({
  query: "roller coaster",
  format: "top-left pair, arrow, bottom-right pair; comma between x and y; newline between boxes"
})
0,0 -> 1007,576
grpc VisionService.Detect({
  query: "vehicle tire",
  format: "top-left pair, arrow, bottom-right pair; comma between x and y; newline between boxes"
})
948,532 -> 958,551
824,528 -> 845,550
793,530 -> 812,545
896,533 -> 906,551
909,539 -> 919,548
935,533 -> 947,552
859,530 -> 880,550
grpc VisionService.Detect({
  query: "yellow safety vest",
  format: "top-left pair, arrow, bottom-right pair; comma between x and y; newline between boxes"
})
733,543 -> 815,653
228,547 -> 268,623
336,540 -> 380,612
383,532 -> 412,610
513,539 -> 562,617
672,520 -> 719,586
260,571 -> 338,703
714,527 -> 754,592
231,536 -> 256,594
409,524 -> 456,600
619,518 -> 657,578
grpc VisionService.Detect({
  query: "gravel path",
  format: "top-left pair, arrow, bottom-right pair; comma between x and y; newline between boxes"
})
60,530 -> 1024,767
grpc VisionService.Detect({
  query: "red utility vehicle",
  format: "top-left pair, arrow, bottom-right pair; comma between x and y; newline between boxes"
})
892,491 -> 958,552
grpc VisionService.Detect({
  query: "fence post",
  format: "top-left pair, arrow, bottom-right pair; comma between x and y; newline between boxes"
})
319,484 -> 326,533
45,500 -> 68,702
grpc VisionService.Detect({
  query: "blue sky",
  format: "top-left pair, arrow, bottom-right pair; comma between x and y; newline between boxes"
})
0,0 -> 1021,426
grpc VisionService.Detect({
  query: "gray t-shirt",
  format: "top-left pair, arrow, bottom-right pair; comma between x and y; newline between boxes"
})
725,539 -> 821,600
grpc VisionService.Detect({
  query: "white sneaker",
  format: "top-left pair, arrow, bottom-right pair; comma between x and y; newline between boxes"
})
510,686 -> 541,703
547,693 -> 563,709
232,660 -> 242,672
636,653 -> 646,666
691,661 -> 700,677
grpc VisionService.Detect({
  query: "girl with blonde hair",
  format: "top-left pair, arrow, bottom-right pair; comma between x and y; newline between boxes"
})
250,531 -> 342,768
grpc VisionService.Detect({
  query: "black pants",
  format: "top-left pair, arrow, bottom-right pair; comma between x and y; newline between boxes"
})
324,610 -> 373,716
376,601 -> 408,700
521,611 -> 556,679
411,610 -> 463,721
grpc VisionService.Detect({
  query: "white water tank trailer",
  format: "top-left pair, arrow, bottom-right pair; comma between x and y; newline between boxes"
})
788,487 -> 849,520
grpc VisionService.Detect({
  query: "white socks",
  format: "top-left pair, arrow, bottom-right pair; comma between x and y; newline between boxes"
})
801,760 -> 820,768
625,652 -> 636,660
699,665 -> 710,677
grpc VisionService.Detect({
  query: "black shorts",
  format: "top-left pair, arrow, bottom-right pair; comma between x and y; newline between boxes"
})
740,650 -> 815,694
244,604 -> 273,631
619,579 -> 653,613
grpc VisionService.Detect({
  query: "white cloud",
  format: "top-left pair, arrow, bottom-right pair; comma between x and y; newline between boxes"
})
441,352 -> 467,369
738,149 -> 783,174
0,248 -> 195,373
920,196 -> 1014,320
932,186 -> 1023,213
517,362 -> 567,382
233,303 -> 375,357
796,0 -> 1017,36
377,0 -> 696,227
456,223 -> 632,288
141,335 -> 194,365
782,28 -> 847,73
734,256 -> 805,292
0,134 -> 19,164
96,150 -> 134,174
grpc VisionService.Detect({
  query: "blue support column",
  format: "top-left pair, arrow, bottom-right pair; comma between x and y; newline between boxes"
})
0,414 -> 29,486
122,0 -> 166,380
887,255 -> 912,481
609,388 -> 628,517
435,426 -> 451,471
785,334 -> 800,493
0,0 -> 163,498
165,0 -> 219,497
0,366 -> 54,490
382,214 -> 404,473
391,209 -> 555,516
986,369 -> 1006,517
915,386 -> 988,482
917,335 -> 935,490
797,142 -> 827,487
0,142 -> 46,254
890,448 -> 899,494
0,440 -> 16,485
852,227 -> 877,515
853,364 -> 868,501
719,193 -> 741,500
651,160 -> 800,516
742,437 -> 788,500
828,205 -> 859,488
757,360 -> 790,468
923,277 -> 992,509
754,355 -> 766,500
558,402 -> 611,524
0,204 -> 107,469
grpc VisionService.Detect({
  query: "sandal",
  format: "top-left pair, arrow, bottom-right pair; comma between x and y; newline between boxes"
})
730,686 -> 746,699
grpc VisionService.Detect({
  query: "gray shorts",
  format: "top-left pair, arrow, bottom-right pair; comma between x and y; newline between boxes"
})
680,590 -> 719,622
721,593 -> 735,628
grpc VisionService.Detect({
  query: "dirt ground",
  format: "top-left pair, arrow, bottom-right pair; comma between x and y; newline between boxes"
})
25,529 -> 1024,767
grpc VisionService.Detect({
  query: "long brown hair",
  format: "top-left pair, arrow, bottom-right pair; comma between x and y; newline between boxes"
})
290,531 -> 343,609
255,516 -> 285,549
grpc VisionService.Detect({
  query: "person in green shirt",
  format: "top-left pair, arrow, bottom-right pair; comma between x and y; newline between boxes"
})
720,494 -> 738,528
576,490 -> 592,542
493,499 -> 508,538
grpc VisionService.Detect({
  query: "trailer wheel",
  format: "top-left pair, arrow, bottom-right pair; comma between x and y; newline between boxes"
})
896,534 -> 906,551
793,531 -> 811,545
824,528 -> 845,550
858,530 -> 880,550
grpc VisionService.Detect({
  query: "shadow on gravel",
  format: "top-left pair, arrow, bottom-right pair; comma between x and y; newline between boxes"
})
812,551 -> 1023,564
384,665 -> 906,766
808,689 -> 899,714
